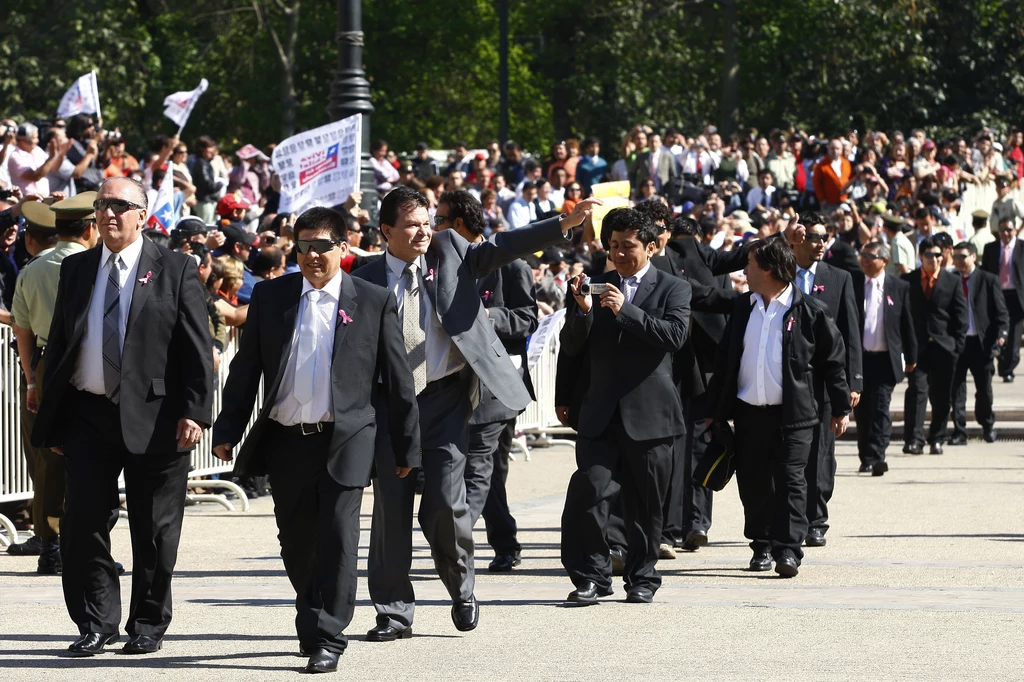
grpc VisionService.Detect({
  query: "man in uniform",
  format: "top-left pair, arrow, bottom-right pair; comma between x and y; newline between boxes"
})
6,194 -> 98,573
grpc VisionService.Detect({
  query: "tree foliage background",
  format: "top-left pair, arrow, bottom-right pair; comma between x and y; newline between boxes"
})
2,0 -> 1024,155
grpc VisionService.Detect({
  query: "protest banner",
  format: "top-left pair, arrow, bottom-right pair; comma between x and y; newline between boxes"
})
272,114 -> 362,215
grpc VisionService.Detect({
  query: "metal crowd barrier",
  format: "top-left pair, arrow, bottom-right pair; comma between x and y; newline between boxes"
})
0,327 -> 259,546
514,310 -> 575,459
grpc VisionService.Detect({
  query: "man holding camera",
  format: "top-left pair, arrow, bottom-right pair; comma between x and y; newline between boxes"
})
559,207 -> 691,605
8,123 -> 71,196
950,242 -> 1008,444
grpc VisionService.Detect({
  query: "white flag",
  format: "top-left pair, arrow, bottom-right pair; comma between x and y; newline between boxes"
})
146,161 -> 177,235
162,78 -> 209,130
56,71 -> 101,119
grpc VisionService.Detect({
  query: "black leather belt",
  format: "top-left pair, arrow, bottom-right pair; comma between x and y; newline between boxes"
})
276,421 -> 335,437
420,372 -> 461,397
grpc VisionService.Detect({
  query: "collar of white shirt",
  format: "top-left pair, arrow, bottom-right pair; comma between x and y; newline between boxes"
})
751,283 -> 794,311
622,261 -> 653,285
385,249 -> 425,281
300,267 -> 343,301
799,261 -> 819,276
101,235 -> 145,274
866,271 -> 886,290
1005,237 -> 1018,254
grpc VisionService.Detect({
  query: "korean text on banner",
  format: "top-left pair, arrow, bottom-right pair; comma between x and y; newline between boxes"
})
272,114 -> 362,215
57,71 -> 101,119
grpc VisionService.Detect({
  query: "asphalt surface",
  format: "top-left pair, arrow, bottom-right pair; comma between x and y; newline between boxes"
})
2,385 -> 1023,680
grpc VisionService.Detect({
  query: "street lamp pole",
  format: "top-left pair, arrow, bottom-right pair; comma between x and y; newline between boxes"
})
328,0 -> 377,219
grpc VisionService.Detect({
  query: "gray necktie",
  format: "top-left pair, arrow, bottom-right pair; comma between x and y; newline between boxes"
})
403,263 -> 427,395
623,275 -> 638,303
102,253 -> 122,404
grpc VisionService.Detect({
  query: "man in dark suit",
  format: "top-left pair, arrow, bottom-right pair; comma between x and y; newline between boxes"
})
32,176 -> 214,656
981,217 -> 1024,382
790,213 -> 862,547
706,238 -> 850,577
950,242 -> 1009,444
822,218 -> 861,274
211,207 -> 420,673
631,134 -> 678,197
902,236 -> 968,455
559,207 -> 691,605
352,186 -> 598,639
435,190 -> 538,572
850,242 -> 918,476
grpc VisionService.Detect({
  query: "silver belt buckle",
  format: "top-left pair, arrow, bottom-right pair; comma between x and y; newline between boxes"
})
300,422 -> 323,436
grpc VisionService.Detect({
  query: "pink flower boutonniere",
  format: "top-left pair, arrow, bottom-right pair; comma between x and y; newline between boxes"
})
138,270 -> 153,286
826,250 -> 833,259
813,284 -> 825,293
424,268 -> 435,282
786,317 -> 793,332
482,290 -> 492,301
339,309 -> 353,325
887,295 -> 894,306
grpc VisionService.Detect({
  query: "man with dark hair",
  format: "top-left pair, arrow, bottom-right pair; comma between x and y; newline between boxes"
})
981,217 -> 1024,382
902,236 -> 968,455
190,136 -> 221,223
353,185 -> 598,638
950,242 -> 1008,444
64,114 -> 103,193
213,205 -> 419,673
436,190 -> 537,572
789,215 -> 862,546
806,211 -> 859,274
576,136 -> 608,195
559,207 -> 692,604
499,141 -> 526,187
707,237 -> 849,577
216,224 -> 259,303
7,194 -> 99,570
508,181 -> 538,228
251,246 -> 285,280
850,241 -> 917,476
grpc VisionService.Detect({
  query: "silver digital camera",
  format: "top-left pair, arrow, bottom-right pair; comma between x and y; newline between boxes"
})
580,278 -> 610,296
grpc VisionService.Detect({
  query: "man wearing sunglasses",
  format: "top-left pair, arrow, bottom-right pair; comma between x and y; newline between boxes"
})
981,217 -> 1024,383
352,185 -> 598,642
901,236 -> 968,456
212,206 -> 419,673
32,176 -> 214,657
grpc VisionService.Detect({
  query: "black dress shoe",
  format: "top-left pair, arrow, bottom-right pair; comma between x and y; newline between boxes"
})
947,435 -> 968,446
1003,373 -> 1015,383
903,443 -> 924,455
451,596 -> 479,632
805,528 -> 826,547
872,460 -> 889,477
37,542 -> 62,575
566,581 -> 614,605
775,554 -> 799,578
122,634 -> 162,654
984,428 -> 998,443
858,462 -> 874,473
68,632 -> 119,656
488,552 -> 521,572
929,442 -> 944,455
748,550 -> 772,572
625,586 -> 654,603
609,547 -> 626,576
366,624 -> 412,642
116,562 -> 125,575
6,534 -> 44,556
681,529 -> 709,551
304,647 -> 340,673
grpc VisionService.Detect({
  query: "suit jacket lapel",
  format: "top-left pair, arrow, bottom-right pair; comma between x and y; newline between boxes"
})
333,272 -> 358,356
424,250 -> 446,318
882,275 -> 898,339
630,268 -> 658,309
125,238 -> 164,339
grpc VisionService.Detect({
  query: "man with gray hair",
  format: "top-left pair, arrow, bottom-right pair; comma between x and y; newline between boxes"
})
850,241 -> 917,476
7,122 -> 70,196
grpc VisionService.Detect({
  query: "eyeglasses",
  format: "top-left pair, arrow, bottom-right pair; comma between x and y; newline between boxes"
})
952,254 -> 970,261
432,215 -> 453,228
859,252 -> 884,261
567,187 -> 581,193
93,199 -> 145,214
920,251 -> 942,259
999,226 -> 1016,233
295,239 -> 341,255
805,233 -> 828,243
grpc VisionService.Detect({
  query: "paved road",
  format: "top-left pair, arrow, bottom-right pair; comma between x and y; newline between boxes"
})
2,432 -> 1022,681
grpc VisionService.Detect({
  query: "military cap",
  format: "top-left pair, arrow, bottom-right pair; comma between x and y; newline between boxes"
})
880,213 -> 904,228
20,201 -> 57,231
50,191 -> 97,221
971,209 -> 990,220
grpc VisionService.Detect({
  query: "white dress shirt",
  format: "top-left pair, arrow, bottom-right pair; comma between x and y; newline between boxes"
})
269,270 -> 343,425
737,285 -> 793,406
620,262 -> 652,303
72,237 -> 145,395
508,197 -> 537,228
862,272 -> 888,352
746,186 -> 777,213
384,251 -> 466,382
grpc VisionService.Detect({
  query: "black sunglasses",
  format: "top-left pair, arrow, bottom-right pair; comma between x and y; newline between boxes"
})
859,252 -> 883,261
295,239 -> 341,255
952,254 -> 970,261
999,226 -> 1015,233
805,233 -> 828,243
93,199 -> 144,214
921,251 -> 942,259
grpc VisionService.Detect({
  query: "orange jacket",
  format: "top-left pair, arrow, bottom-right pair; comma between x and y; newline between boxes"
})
813,156 -> 852,205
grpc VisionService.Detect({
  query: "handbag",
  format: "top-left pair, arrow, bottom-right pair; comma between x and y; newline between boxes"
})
694,422 -> 736,491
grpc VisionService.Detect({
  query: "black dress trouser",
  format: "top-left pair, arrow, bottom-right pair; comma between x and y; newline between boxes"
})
265,423 -> 363,655
952,336 -> 996,439
998,290 -> 1023,378
734,401 -> 814,563
62,390 -> 190,637
854,352 -> 897,465
904,342 -> 957,446
561,422 -> 672,592
479,419 -> 522,555
805,408 -> 837,534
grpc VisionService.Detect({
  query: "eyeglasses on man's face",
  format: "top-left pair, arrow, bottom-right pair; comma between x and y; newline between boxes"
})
93,199 -> 144,214
295,239 -> 340,255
